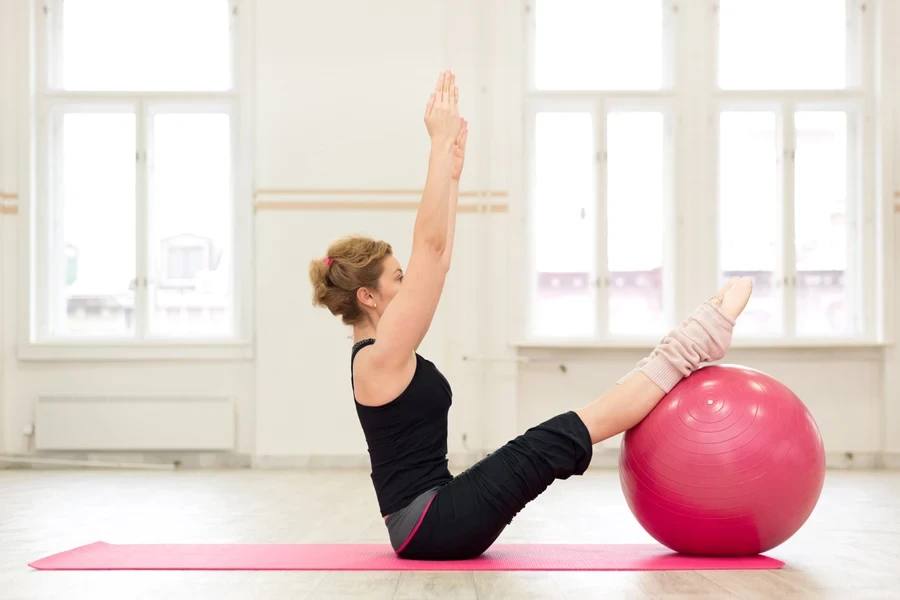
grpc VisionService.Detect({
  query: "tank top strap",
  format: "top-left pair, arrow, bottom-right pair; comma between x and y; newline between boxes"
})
351,338 -> 376,364
350,338 -> 376,395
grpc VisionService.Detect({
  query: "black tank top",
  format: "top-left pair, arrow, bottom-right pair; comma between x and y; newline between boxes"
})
351,338 -> 454,516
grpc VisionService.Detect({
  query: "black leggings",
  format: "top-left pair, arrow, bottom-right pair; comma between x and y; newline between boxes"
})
397,411 -> 593,561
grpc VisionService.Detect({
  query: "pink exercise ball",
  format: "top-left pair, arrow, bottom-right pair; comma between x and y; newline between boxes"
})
619,364 -> 825,557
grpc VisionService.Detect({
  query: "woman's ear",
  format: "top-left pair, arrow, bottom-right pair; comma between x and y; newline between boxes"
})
356,286 -> 376,309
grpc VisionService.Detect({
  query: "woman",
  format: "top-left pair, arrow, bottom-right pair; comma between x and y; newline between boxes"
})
309,71 -> 753,560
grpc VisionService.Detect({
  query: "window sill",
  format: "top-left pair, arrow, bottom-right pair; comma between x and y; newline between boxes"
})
17,340 -> 254,362
513,337 -> 892,351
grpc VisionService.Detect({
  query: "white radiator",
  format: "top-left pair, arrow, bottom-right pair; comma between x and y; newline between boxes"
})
34,395 -> 236,451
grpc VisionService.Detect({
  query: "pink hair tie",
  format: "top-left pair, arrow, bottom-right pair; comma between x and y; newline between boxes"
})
324,257 -> 334,267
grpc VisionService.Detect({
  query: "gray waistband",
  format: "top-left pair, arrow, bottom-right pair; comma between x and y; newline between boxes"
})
384,487 -> 439,552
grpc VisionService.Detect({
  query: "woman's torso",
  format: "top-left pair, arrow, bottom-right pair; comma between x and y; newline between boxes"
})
350,338 -> 454,517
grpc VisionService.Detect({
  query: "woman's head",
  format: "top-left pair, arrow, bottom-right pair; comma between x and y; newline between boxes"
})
309,235 -> 402,326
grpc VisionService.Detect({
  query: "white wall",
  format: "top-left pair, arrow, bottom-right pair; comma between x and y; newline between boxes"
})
1,0 -> 899,467
252,0 -> 508,463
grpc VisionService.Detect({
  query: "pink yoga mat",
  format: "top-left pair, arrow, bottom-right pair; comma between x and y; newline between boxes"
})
30,542 -> 784,571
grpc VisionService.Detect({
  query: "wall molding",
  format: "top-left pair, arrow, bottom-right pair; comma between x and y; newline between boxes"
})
5,450 -> 897,470
0,452 -> 252,470
881,452 -> 900,469
587,450 -> 900,470
255,199 -> 508,213
0,191 -> 18,215
252,450 -> 900,471
252,452 -> 483,469
253,188 -> 510,213
254,188 -> 509,198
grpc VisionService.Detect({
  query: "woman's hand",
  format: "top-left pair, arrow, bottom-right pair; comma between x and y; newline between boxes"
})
424,70 -> 461,148
451,117 -> 468,181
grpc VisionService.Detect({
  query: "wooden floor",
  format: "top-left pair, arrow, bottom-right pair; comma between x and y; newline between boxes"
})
0,468 -> 897,599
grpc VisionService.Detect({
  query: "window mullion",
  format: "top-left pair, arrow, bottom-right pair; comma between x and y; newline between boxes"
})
229,0 -> 239,91
855,107 -> 872,337
781,103 -> 797,337
45,0 -> 64,91
523,103 -> 536,339
662,108 -> 678,331
661,0 -> 678,89
857,0 -> 876,339
846,0 -> 863,89
46,109 -> 63,338
135,99 -> 149,340
595,100 -> 609,339
524,1 -> 537,92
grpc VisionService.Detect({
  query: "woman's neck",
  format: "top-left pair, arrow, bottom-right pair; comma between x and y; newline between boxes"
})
353,324 -> 376,343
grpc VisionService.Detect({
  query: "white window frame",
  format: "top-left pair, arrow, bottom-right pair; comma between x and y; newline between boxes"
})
712,0 -> 874,343
521,0 -> 678,345
19,0 -> 254,361
518,0 -> 888,348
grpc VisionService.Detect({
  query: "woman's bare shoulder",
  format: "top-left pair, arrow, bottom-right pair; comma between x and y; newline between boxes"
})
352,346 -> 417,408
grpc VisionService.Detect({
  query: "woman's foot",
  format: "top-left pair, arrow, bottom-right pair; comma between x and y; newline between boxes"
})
717,276 -> 753,321
625,277 -> 754,393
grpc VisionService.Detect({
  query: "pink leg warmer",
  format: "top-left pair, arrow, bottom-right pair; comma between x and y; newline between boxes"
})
620,301 -> 736,393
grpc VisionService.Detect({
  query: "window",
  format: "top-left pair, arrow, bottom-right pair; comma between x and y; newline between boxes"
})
36,0 -> 243,343
794,111 -> 855,336
718,111 -> 782,335
58,0 -> 231,91
606,111 -> 667,336
531,111 -> 596,338
166,244 -> 207,282
715,0 -> 867,339
528,105 -> 673,340
527,0 -> 675,340
54,110 -> 137,336
717,0 -> 851,90
525,0 -> 878,344
534,0 -> 665,90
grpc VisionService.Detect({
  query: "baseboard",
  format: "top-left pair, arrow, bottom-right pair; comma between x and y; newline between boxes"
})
0,452 -> 250,470
586,447 -> 622,469
252,452 -> 483,470
252,454 -> 370,469
824,451 -> 883,469
4,450 -> 897,471
585,449 -> 897,471
880,452 -> 900,469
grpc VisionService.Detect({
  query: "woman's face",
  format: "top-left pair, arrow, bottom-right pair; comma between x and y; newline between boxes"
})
367,254 -> 404,314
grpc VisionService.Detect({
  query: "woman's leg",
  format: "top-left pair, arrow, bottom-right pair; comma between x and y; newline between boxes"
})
575,277 -> 753,444
398,410 -> 593,560
400,278 -> 754,560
